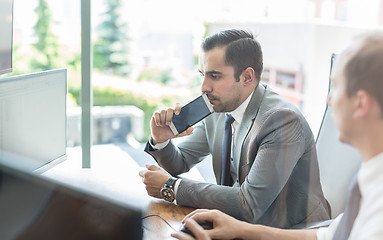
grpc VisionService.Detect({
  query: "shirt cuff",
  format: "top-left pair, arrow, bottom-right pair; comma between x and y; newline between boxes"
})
149,136 -> 170,150
173,178 -> 182,205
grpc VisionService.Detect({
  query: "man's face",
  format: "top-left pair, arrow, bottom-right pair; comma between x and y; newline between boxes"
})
199,47 -> 245,113
328,55 -> 355,144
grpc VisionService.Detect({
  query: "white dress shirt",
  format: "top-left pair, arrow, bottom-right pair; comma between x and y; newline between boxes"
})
317,152 -> 383,240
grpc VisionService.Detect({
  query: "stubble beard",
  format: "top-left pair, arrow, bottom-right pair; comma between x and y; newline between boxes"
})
207,93 -> 241,113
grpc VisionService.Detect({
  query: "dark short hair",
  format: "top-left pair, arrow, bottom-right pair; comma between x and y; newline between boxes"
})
343,31 -> 383,113
201,29 -> 263,82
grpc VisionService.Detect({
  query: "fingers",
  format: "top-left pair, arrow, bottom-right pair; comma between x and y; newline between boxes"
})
182,209 -> 210,223
139,165 -> 163,183
138,169 -> 147,178
153,107 -> 176,127
190,212 -> 215,224
183,219 -> 211,240
151,103 -> 191,144
139,165 -> 172,199
165,108 -> 173,126
171,218 -> 211,240
152,102 -> 182,126
178,126 -> 194,137
139,164 -> 160,178
146,164 -> 160,171
140,168 -> 162,198
174,103 -> 181,115
171,231 -> 195,240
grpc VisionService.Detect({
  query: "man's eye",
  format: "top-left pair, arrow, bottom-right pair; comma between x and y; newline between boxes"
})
211,74 -> 219,79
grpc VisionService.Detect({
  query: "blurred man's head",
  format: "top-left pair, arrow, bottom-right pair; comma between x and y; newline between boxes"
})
328,31 -> 383,147
342,32 -> 383,112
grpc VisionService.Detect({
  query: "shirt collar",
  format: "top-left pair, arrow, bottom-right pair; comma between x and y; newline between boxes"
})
228,91 -> 254,124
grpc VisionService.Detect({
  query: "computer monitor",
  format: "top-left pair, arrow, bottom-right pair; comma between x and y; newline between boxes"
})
0,69 -> 67,173
0,0 -> 14,75
0,161 -> 143,240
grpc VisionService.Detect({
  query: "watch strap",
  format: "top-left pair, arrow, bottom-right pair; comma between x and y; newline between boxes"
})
165,177 -> 178,190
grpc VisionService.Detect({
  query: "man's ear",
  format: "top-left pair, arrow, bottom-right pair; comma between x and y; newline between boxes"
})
242,67 -> 255,86
353,90 -> 372,119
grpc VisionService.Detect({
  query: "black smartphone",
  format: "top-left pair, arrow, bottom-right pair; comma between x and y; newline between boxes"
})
169,93 -> 214,136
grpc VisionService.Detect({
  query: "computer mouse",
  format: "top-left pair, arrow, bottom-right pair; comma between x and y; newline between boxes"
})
179,220 -> 213,237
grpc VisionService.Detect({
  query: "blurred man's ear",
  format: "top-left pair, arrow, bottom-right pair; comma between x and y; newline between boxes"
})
353,90 -> 373,119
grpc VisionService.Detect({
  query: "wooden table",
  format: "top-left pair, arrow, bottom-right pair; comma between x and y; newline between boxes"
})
143,200 -> 195,240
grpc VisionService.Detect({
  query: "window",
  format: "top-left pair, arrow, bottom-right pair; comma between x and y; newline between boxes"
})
7,0 -> 383,165
276,71 -> 296,90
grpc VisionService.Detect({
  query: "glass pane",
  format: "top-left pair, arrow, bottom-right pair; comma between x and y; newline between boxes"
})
261,69 -> 270,84
276,71 -> 296,90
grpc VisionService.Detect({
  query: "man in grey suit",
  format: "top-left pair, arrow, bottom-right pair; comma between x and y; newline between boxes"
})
139,29 -> 330,228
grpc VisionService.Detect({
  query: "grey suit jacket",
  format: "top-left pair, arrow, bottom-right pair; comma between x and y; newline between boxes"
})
145,83 -> 330,228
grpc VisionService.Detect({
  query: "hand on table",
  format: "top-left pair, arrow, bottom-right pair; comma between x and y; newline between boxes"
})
138,164 -> 172,199
171,209 -> 244,240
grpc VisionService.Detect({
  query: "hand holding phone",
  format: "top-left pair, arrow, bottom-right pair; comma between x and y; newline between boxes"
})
169,93 -> 214,136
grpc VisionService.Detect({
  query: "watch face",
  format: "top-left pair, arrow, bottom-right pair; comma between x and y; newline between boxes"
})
160,187 -> 175,202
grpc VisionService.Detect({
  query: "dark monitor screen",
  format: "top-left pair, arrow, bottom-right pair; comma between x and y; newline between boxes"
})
0,0 -> 13,75
0,161 -> 143,240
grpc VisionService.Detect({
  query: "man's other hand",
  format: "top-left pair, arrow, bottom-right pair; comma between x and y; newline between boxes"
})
138,164 -> 172,199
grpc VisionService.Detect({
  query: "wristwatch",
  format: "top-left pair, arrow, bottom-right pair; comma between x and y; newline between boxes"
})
160,177 -> 178,202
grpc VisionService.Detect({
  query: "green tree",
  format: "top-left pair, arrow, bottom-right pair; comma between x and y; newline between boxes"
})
93,0 -> 130,77
31,0 -> 60,71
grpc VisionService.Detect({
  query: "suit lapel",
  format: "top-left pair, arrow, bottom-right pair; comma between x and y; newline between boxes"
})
235,83 -> 267,184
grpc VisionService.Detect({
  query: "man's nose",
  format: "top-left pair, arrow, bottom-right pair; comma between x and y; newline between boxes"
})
200,77 -> 211,93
